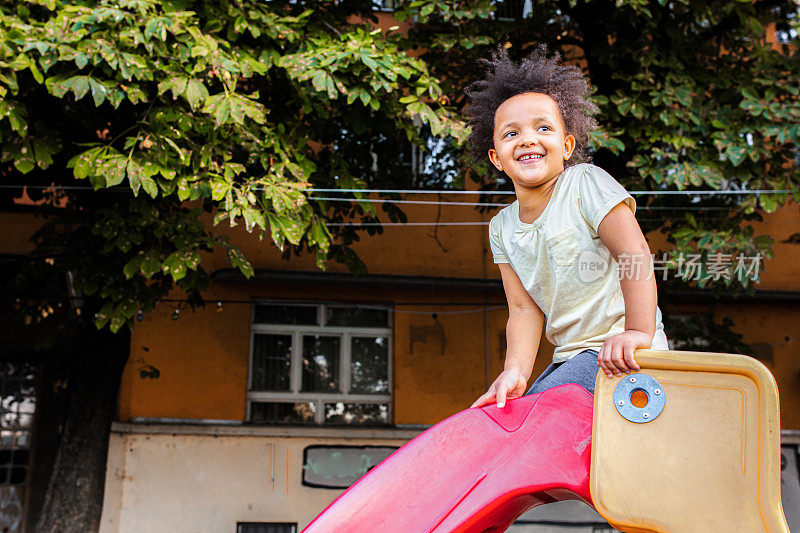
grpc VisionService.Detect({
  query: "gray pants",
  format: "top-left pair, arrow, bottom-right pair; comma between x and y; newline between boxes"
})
526,349 -> 599,396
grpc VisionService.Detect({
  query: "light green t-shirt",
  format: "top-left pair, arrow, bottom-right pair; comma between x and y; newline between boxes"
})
489,163 -> 669,363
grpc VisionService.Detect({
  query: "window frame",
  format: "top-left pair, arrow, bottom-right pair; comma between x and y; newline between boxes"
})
0,361 -> 36,487
372,0 -> 398,12
247,302 -> 393,426
236,522 -> 297,533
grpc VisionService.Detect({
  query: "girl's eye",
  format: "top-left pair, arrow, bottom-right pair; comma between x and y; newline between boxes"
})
503,131 -> 517,138
538,125 -> 552,132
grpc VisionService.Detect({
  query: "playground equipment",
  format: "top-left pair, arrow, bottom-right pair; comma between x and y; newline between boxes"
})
302,350 -> 790,533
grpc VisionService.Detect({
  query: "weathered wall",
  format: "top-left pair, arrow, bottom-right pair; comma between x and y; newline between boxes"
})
99,429 -> 412,533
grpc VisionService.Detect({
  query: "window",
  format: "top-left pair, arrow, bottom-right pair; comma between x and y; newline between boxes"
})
781,444 -> 800,530
372,0 -> 399,11
774,11 -> 797,45
248,303 -> 392,426
0,362 -> 35,484
302,445 -> 398,488
236,523 -> 296,533
493,0 -> 530,21
330,123 -> 461,192
398,131 -> 461,189
0,362 -> 36,532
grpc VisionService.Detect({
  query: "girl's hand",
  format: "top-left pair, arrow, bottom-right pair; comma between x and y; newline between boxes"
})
597,330 -> 652,378
470,368 -> 528,409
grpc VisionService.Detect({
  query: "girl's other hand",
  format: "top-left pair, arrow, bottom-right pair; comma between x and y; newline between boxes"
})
470,367 -> 528,409
597,330 -> 651,378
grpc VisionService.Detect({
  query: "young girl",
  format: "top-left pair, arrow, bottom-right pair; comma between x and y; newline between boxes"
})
468,47 -> 669,410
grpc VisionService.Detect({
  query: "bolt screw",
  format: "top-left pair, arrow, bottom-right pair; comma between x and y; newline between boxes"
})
654,389 -> 661,395
643,413 -> 650,419
629,377 -> 636,383
618,400 -> 624,406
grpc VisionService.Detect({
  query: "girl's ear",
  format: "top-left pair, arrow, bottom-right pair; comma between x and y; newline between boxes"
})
563,134 -> 576,160
488,148 -> 503,171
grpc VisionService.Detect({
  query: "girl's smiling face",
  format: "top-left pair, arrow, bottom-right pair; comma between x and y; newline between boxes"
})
488,92 -> 576,191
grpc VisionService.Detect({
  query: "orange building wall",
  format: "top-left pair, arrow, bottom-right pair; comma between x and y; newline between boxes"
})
113,196 -> 800,429
745,201 -> 800,291
0,212 -> 40,254
121,295 -> 252,421
204,195 -> 497,280
714,302 -> 800,429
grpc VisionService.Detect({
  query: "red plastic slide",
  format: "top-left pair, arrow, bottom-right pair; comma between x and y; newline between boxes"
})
302,384 -> 594,533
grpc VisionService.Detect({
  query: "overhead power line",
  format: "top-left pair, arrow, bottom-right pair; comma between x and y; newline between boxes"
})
310,196 -> 732,210
327,222 -> 490,226
309,188 -> 794,195
309,196 -> 508,207
0,184 -> 793,196
629,190 -> 793,196
0,185 -> 99,191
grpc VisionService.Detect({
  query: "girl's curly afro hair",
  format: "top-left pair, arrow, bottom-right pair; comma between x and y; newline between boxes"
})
465,46 -> 598,177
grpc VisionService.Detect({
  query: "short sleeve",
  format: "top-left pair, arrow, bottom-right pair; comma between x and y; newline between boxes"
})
488,215 -> 509,264
577,164 -> 636,233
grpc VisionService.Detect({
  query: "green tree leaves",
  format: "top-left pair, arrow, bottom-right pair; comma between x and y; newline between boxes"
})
4,0 -> 798,330
201,92 -> 266,126
1,0 -> 472,331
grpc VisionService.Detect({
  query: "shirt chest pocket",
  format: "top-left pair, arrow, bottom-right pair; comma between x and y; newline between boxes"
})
546,227 -> 581,267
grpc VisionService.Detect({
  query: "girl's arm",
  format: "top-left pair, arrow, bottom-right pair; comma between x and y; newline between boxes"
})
597,202 -> 657,378
471,263 -> 545,408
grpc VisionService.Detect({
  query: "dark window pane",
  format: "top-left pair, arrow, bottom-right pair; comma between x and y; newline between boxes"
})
254,304 -> 317,325
10,449 -> 27,467
350,337 -> 389,394
237,522 -> 297,533
9,467 -> 25,485
325,306 -> 389,328
250,402 -> 315,425
494,0 -> 525,20
302,336 -> 340,392
324,403 -> 390,426
251,335 -> 292,391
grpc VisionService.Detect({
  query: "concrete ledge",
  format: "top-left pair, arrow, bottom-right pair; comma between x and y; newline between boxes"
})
211,267 -> 504,292
783,430 -> 800,445
112,422 -> 800,445
111,421 -> 424,441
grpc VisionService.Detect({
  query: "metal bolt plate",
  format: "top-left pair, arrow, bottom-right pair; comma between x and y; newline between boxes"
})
613,373 -> 665,424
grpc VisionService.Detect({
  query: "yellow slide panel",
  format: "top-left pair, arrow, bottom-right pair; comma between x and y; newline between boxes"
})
591,349 -> 789,533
